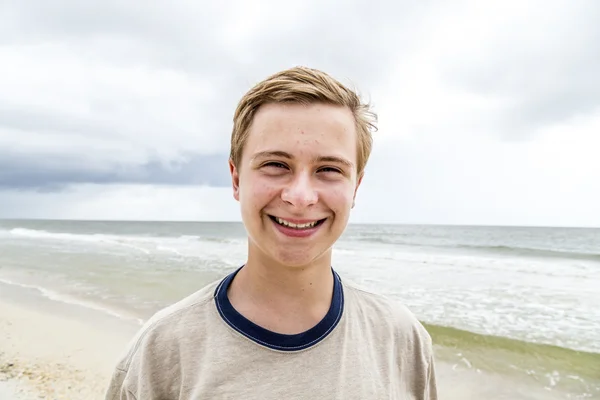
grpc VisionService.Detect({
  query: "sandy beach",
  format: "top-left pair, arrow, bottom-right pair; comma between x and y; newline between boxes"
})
0,293 -> 138,400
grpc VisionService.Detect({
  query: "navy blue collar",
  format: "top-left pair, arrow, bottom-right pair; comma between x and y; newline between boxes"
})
214,266 -> 344,351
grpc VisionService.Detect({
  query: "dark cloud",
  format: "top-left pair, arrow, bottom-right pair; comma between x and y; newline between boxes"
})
0,151 -> 231,191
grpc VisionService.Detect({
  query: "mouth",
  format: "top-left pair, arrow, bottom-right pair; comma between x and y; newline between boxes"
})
268,215 -> 327,230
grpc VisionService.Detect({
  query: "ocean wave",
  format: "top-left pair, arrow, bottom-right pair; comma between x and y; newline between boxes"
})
5,228 -> 153,254
456,244 -> 600,261
199,236 -> 245,244
347,235 -> 600,262
2,227 -> 244,255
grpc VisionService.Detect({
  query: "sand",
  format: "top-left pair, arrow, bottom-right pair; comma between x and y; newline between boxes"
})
0,380 -> 31,400
0,290 -> 574,400
0,296 -> 138,400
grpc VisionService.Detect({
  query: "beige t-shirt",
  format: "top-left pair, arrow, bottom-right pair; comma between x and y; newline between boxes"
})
105,269 -> 437,400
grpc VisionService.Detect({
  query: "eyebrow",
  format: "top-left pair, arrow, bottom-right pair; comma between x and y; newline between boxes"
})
252,151 -> 355,169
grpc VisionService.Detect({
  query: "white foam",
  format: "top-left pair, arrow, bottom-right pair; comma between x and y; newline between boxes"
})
6,228 -> 152,254
4,227 -> 246,259
333,244 -> 600,354
156,245 -> 184,256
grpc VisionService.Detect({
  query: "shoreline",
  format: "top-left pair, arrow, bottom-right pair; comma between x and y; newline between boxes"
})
0,284 -> 579,399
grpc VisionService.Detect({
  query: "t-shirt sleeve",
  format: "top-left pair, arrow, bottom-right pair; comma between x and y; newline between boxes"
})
392,301 -> 438,400
425,353 -> 438,400
102,327 -> 148,400
104,367 -> 137,400
103,321 -> 182,400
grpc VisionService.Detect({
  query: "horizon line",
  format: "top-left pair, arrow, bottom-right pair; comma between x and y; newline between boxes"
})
0,217 -> 597,230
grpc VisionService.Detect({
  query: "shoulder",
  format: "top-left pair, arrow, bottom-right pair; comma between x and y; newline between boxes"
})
340,277 -> 438,396
105,278 -> 225,399
341,277 -> 433,353
114,278 -> 222,373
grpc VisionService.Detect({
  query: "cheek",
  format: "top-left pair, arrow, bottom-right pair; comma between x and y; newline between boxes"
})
323,184 -> 355,213
242,178 -> 280,209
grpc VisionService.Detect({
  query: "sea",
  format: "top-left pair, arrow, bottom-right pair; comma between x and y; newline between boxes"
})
0,219 -> 598,398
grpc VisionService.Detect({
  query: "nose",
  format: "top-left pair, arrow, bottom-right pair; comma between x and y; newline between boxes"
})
281,171 -> 318,208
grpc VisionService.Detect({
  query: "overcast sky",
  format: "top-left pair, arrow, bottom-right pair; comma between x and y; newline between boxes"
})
1,0 -> 599,227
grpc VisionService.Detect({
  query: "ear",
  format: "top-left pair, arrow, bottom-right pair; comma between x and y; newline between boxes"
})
229,159 -> 240,202
352,173 -> 363,209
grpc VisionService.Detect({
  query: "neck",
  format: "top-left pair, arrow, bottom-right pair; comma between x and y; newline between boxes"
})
227,245 -> 335,334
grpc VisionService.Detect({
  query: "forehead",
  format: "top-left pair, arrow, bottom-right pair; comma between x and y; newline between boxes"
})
245,102 -> 357,156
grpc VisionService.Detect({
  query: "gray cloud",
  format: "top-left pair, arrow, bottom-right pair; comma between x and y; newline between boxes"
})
0,2 -> 220,44
0,103 -> 123,140
441,2 -> 600,138
1,0 -> 599,213
0,0 -> 429,191
0,151 -> 231,191
0,0 -> 426,89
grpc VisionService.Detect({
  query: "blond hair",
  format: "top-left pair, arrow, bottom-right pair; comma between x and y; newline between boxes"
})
230,66 -> 377,177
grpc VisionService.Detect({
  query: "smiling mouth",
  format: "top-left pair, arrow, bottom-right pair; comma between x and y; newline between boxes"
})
268,215 -> 327,229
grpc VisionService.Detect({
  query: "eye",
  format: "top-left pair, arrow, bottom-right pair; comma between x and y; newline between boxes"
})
318,166 -> 342,174
263,161 -> 288,169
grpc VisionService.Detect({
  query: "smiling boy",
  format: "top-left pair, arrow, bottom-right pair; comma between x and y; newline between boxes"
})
105,66 -> 437,399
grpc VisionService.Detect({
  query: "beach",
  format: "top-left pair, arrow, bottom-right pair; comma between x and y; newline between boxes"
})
1,219 -> 598,398
0,288 -> 138,399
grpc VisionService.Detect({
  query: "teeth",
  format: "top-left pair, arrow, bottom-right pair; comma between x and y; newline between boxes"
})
275,217 -> 319,229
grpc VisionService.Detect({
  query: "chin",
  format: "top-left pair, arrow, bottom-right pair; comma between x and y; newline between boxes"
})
270,245 -> 333,268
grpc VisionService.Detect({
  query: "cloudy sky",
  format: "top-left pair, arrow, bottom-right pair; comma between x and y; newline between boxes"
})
1,0 -> 598,227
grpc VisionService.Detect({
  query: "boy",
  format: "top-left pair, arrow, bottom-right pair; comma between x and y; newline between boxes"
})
105,66 -> 437,399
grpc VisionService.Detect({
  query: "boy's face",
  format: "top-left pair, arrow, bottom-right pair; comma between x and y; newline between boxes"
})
229,102 -> 362,268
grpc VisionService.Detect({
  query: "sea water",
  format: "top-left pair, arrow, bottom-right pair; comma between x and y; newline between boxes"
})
1,219 -> 598,398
